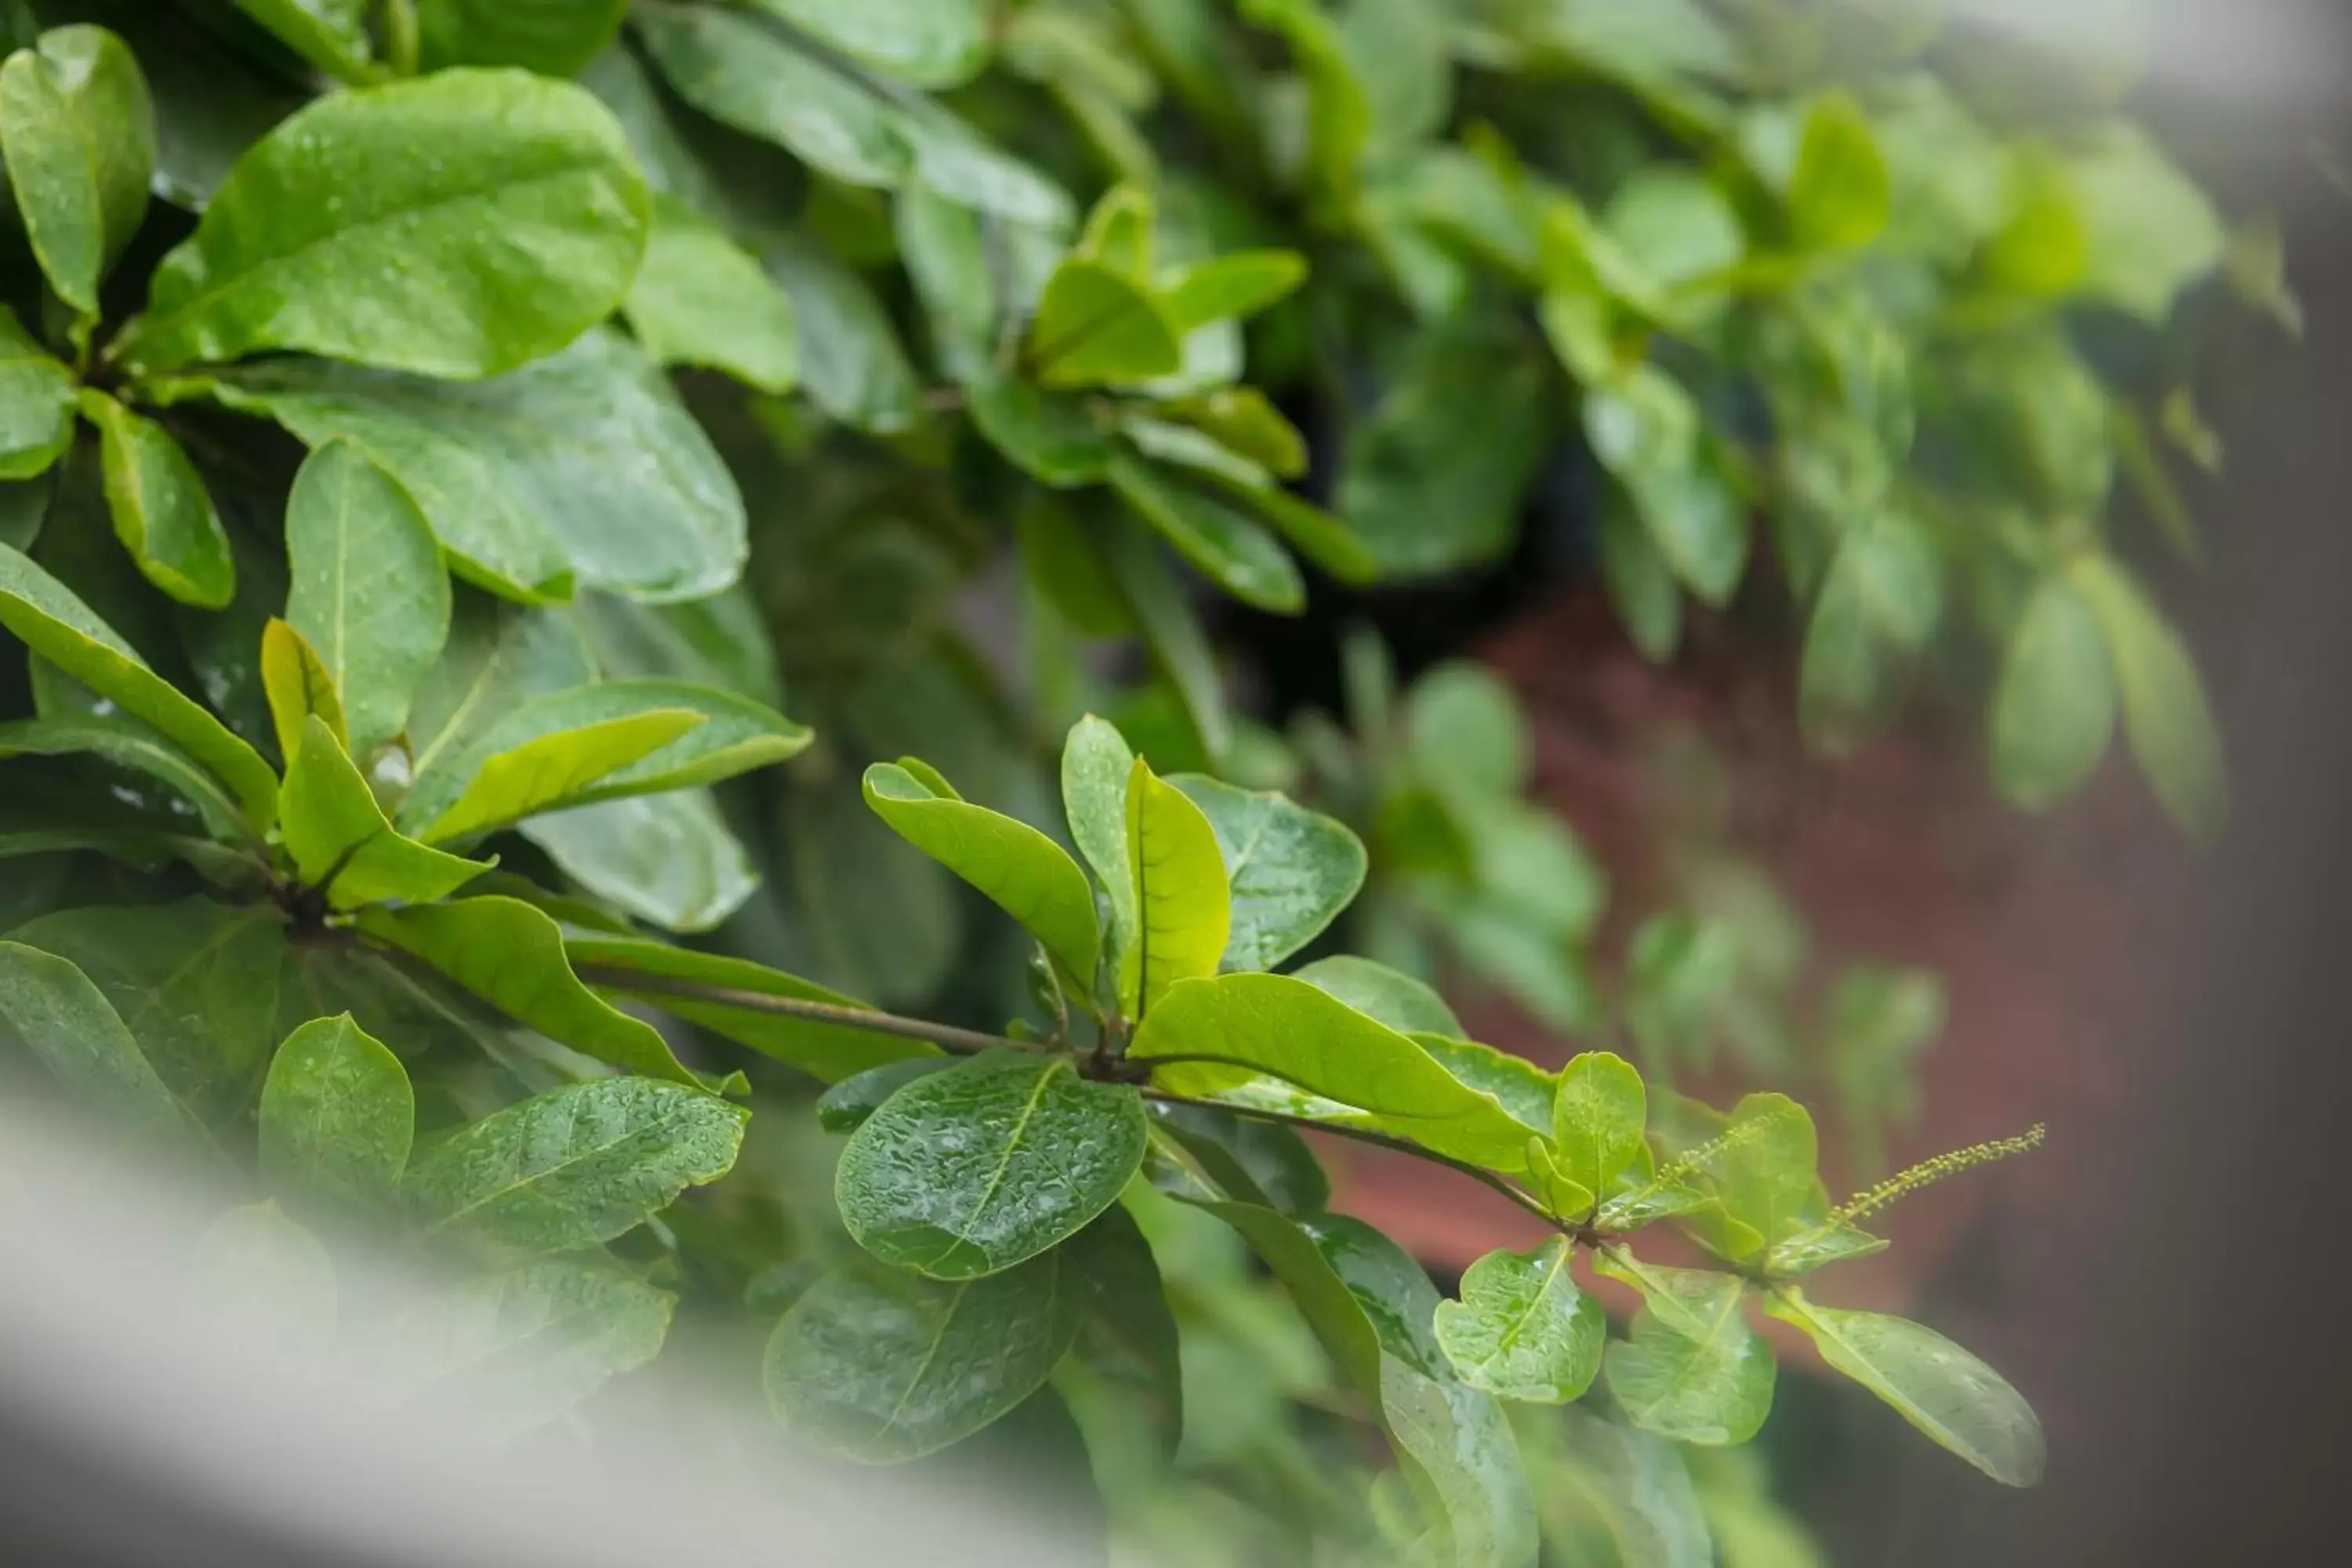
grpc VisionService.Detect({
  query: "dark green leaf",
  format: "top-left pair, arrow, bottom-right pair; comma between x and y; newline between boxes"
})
837,1051 -> 1147,1279
758,227 -> 921,434
1434,1238 -> 1602,1403
1146,1101 -> 1329,1212
0,307 -> 74,480
0,935 -> 187,1131
1991,575 -> 2115,812
969,375 -> 1114,487
521,791 -> 758,933
634,3 -> 906,189
1404,661 -> 1529,801
816,1057 -> 957,1132
258,1012 -> 414,1200
0,712 -> 246,841
78,391 -> 232,610
2073,556 -> 2224,840
406,1076 -> 747,1252
1107,453 -> 1303,613
405,596 -> 597,786
764,1248 -> 1083,1462
419,0 -> 630,78
1064,1202 -> 1183,1461
117,69 -> 648,379
750,0 -> 989,89
0,24 -> 152,314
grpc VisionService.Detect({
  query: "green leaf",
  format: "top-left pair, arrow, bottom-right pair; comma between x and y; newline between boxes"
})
1552,1051 -> 1647,1202
1627,456 -> 1746,608
401,677 -> 809,841
1028,259 -> 1185,387
258,1012 -> 414,1200
418,0 -> 630,78
1156,387 -> 1308,481
1798,509 -> 1942,753
758,227 -> 921,435
1604,168 -> 1745,290
0,307 -> 76,481
261,618 -> 349,765
521,791 -> 757,934
1766,1294 -> 2043,1486
567,934 -> 933,1083
1435,1238 -> 1602,1403
1709,1094 -> 1820,1258
1146,1102 -> 1330,1212
115,69 -> 648,379
1061,713 -> 1138,973
575,585 -> 782,710
1599,490 -> 1682,659
281,716 -> 492,909
1788,93 -> 1889,251
624,196 -> 799,394
376,1260 -> 674,1437
635,2 -> 902,187
282,440 -> 451,757
2071,556 -> 2225,840
1167,772 -> 1365,971
1414,1035 -> 1555,1135
1991,575 -> 2116,812
837,1051 -> 1148,1279
203,328 -> 746,604
1293,954 -> 1463,1036
10,896 -> 284,1118
1095,517 -> 1229,761
2063,122 -> 2223,323
405,1076 -> 747,1253
1405,661 -> 1529,801
1062,1202 -> 1184,1461
0,936 -> 187,1131
1106,453 -> 1304,613
968,375 -> 1114,487
231,1 -> 375,82
765,1247 -> 1083,1462
78,391 -> 233,610
1132,971 -> 1534,1171
1599,1254 -> 1774,1446
816,1058 -> 957,1132
1123,757 -> 1228,1017
862,760 -> 1102,989
358,897 -> 702,1084
0,712 -> 247,842
0,25 -> 154,315
1160,250 -> 1308,329
405,596 -> 597,782
750,0 -> 990,89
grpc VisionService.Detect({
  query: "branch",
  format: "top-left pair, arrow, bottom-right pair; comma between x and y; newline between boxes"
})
572,966 -> 1040,1058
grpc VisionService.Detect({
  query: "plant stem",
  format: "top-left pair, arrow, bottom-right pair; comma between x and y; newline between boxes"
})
572,967 -> 1038,1058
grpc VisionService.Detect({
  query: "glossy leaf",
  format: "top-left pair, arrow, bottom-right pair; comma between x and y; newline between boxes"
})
1435,1239 -> 1602,1403
2073,556 -> 2225,840
1599,1254 -> 1775,1446
1131,971 -> 1534,1171
521,791 -> 758,933
1123,757 -> 1229,1017
816,1058 -> 958,1133
412,706 -> 704,844
635,3 -> 905,189
1029,260 -> 1185,387
258,1012 -> 414,1200
1160,250 -> 1308,329
117,69 -> 648,379
1107,454 -> 1303,613
1293,954 -> 1463,1036
1709,1094 -> 1820,1258
1061,713 -> 1138,974
231,2 -> 374,81
282,441 -> 450,756
0,938 -> 184,1131
406,1076 -> 747,1253
764,1248 -> 1083,1463
0,308 -> 75,480
1147,1102 -> 1330,1213
10,896 -> 283,1116
863,760 -> 1102,989
1552,1051 -> 1647,1202
1414,1035 -> 1555,1135
1991,575 -> 2116,812
260,618 -> 348,765
280,716 -> 492,909
624,196 -> 799,394
1167,772 -> 1365,971
750,0 -> 989,89
205,328 -> 746,604
418,0 -> 630,78
1767,1294 -> 2044,1486
358,897 -> 701,1084
78,391 -> 233,610
837,1051 -> 1148,1279
565,934 -> 932,1084
0,25 -> 154,314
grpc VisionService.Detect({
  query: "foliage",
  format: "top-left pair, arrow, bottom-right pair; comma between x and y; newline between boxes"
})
0,2 -> 2273,1564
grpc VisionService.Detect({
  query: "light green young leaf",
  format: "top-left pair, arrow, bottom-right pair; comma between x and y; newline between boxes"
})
1123,757 -> 1229,1017
764,1248 -> 1083,1463
1028,259 -> 1185,387
1167,772 -> 1365,971
624,196 -> 798,394
1435,1238 -> 1602,1403
413,706 -> 706,845
1599,1253 -> 1775,1446
1292,954 -> 1463,1036
1991,575 -> 2116,812
1131,971 -> 1534,1171
358,896 -> 702,1084
1159,250 -> 1308,329
750,0 -> 990,89
521,791 -> 757,933
2071,555 -> 2225,840
417,0 -> 630,78
280,716 -> 492,909
1107,453 -> 1304,613
1552,1051 -> 1647,1201
0,308 -> 76,481
202,328 -> 746,604
862,760 -> 1102,989
78,390 -> 233,610
282,441 -> 450,757
1766,1293 -> 2044,1486
115,69 -> 648,379
1061,713 -> 1138,972
0,938 -> 186,1131
1156,387 -> 1308,480
837,1051 -> 1148,1279
259,1012 -> 414,1200
566,934 -> 931,1083
376,1260 -> 673,1439
0,25 -> 154,314
406,1076 -> 747,1253
1604,166 -> 1745,290
1709,1094 -> 1820,1258
1788,93 -> 1889,251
